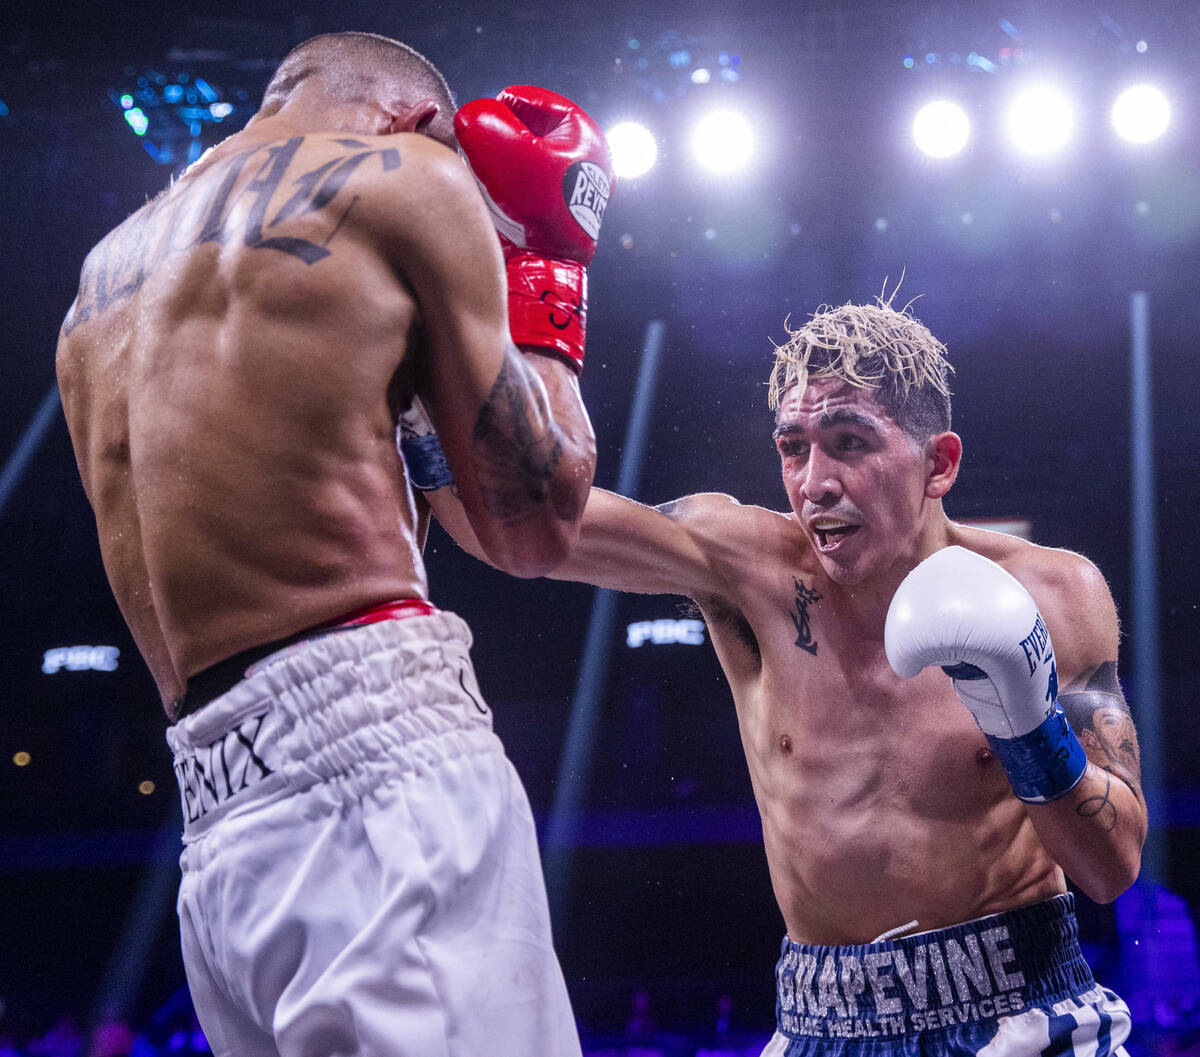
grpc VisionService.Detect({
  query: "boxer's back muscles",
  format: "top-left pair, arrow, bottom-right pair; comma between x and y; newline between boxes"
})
57,127 -> 523,710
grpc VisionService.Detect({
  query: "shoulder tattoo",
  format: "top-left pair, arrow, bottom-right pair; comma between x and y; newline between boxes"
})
64,136 -> 401,334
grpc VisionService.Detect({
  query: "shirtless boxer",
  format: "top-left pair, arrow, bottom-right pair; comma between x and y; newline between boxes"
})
417,296 -> 1147,1055
56,31 -> 614,1057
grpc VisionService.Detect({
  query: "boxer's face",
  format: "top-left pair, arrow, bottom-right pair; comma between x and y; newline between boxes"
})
775,379 -> 929,586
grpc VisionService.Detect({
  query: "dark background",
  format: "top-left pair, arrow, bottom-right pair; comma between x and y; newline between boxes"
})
2,0 -> 1198,1048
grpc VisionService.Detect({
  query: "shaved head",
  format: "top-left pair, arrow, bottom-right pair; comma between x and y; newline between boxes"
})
261,32 -> 456,144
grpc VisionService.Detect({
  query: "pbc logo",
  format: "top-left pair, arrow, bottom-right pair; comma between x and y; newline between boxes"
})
563,161 -> 610,240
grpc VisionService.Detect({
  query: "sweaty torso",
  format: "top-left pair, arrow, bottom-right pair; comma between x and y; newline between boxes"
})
56,127 -> 433,712
695,507 -> 1064,944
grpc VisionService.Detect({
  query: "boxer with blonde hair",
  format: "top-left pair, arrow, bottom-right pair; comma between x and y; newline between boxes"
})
420,289 -> 1145,1056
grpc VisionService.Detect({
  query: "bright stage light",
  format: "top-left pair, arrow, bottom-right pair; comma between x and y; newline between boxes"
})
606,122 -> 658,179
1005,85 -> 1075,155
912,101 -> 970,158
123,107 -> 149,136
692,109 -> 754,174
1112,85 -> 1170,144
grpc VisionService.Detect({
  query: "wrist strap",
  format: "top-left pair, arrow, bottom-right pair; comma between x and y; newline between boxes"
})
984,703 -> 1088,804
506,253 -> 587,373
400,433 -> 454,491
397,401 -> 455,492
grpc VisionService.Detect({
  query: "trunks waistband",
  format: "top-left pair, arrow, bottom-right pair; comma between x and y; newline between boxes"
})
775,894 -> 1093,1042
171,599 -> 436,723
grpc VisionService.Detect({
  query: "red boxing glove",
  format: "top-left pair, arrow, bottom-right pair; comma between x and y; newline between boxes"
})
455,85 -> 614,373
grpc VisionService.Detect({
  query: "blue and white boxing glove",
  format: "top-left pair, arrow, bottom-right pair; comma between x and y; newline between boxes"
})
885,545 -> 1087,804
396,397 -> 455,492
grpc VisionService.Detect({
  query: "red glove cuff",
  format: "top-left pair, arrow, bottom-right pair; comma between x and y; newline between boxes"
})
506,253 -> 588,373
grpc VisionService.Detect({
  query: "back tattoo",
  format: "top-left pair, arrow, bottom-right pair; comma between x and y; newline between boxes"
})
64,136 -> 400,334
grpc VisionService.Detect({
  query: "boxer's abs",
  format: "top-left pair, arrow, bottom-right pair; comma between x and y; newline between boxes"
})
58,137 -> 432,707
726,630 -> 1065,945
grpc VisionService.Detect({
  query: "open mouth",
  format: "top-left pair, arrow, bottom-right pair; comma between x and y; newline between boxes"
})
812,522 -> 860,552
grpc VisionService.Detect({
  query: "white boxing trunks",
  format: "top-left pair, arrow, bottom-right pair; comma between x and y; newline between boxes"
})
760,895 -> 1130,1057
166,610 -> 581,1057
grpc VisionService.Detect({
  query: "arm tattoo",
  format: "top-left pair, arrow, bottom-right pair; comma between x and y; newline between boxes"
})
1075,769 -> 1118,830
1059,660 -> 1143,802
471,352 -> 570,521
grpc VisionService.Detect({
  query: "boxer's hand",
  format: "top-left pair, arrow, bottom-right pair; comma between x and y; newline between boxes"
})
885,546 -> 1087,803
455,85 -> 615,373
397,397 -> 454,492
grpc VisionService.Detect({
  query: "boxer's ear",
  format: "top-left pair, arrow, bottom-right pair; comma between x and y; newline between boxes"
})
925,431 -> 961,499
384,97 -> 440,136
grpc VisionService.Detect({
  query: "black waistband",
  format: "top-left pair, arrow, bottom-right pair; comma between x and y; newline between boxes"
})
171,625 -> 342,724
774,894 -> 1094,1042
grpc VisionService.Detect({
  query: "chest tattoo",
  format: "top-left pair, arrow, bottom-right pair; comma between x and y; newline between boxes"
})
789,577 -> 822,656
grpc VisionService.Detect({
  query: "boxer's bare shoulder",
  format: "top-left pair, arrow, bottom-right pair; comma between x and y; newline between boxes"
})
652,491 -> 800,569
949,523 -> 1118,672
56,124 -> 508,711
60,129 -> 480,340
541,489 -> 804,606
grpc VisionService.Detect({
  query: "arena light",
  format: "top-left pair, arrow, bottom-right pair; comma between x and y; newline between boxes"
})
108,68 -> 245,167
692,108 -> 754,174
912,100 -> 970,158
1112,84 -> 1171,144
607,121 -> 658,179
124,107 -> 150,136
1005,85 -> 1076,155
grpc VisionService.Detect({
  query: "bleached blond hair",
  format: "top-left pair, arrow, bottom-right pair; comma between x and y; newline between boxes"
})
767,283 -> 954,438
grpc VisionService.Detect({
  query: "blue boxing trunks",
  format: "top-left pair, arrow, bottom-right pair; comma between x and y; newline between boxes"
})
762,895 -> 1130,1057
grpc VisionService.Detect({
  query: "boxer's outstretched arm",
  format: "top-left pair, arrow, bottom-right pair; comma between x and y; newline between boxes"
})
375,137 -> 594,576
426,482 -> 735,603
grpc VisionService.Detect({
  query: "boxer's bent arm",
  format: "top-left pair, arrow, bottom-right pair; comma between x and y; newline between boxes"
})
427,484 -> 733,602
1020,556 -> 1147,902
376,139 -> 594,575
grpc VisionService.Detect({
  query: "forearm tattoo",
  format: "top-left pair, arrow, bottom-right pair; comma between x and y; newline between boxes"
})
471,351 -> 570,521
1059,661 -> 1144,813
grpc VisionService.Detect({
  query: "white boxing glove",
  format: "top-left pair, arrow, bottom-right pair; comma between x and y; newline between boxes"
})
885,546 -> 1087,804
396,397 -> 455,492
